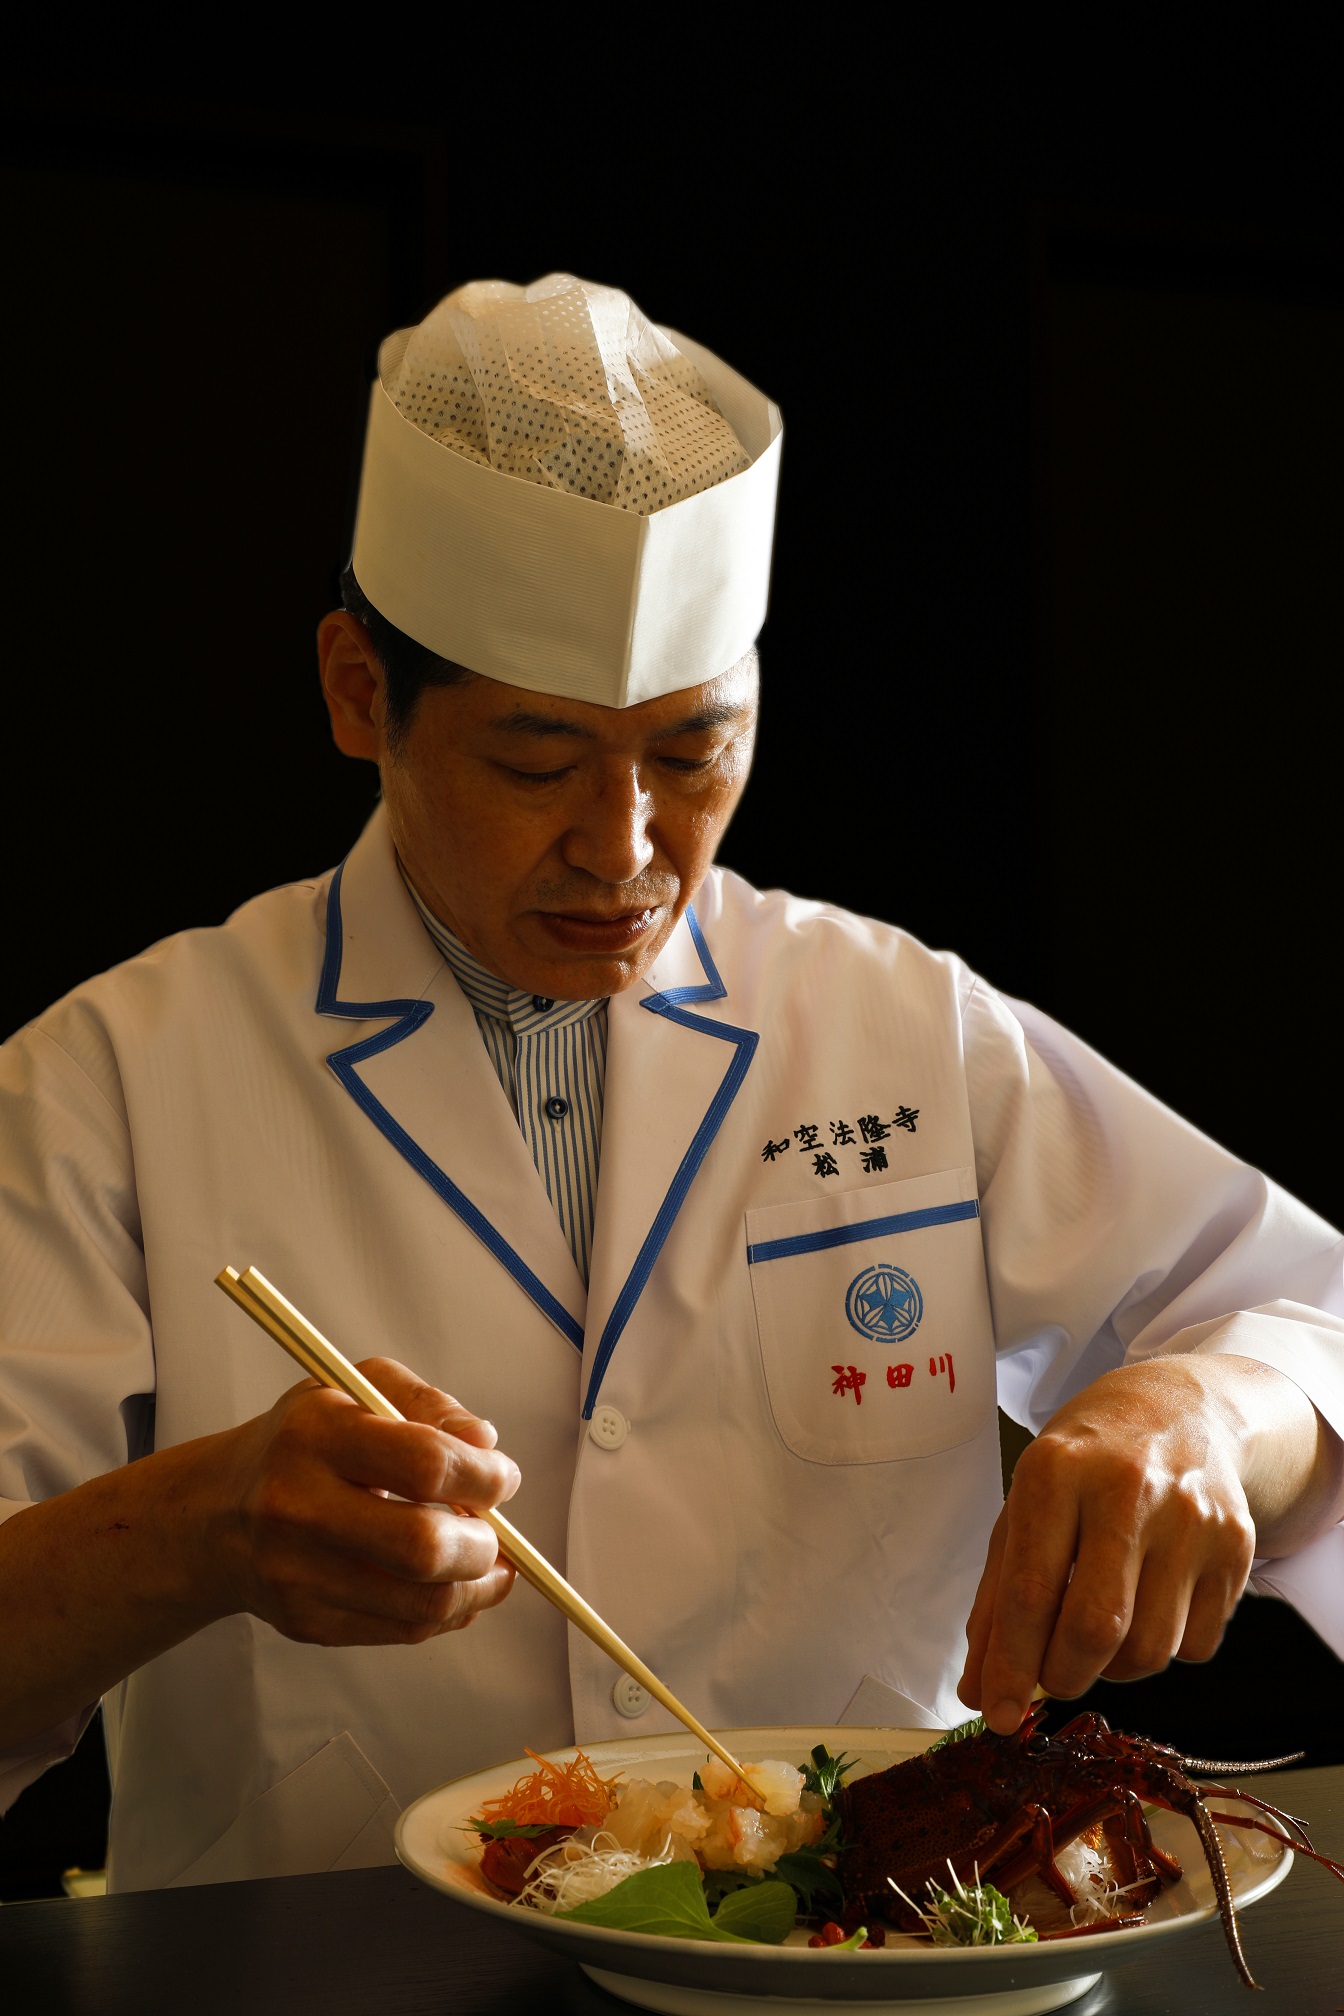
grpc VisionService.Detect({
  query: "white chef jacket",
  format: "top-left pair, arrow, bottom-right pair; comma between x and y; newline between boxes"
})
2,805 -> 1342,1892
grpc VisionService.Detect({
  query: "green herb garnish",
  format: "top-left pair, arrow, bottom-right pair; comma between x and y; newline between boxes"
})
701,1840 -> 845,1918
558,1861 -> 796,1943
925,1716 -> 988,1752
469,1816 -> 558,1840
891,1866 -> 1037,1946
799,1743 -> 858,1803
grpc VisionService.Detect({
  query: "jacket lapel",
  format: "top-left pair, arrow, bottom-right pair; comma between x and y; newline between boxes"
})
581,904 -> 758,1416
317,811 -> 586,1349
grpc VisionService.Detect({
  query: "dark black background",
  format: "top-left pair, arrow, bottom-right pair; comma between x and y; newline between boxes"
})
2,29 -> 1341,1895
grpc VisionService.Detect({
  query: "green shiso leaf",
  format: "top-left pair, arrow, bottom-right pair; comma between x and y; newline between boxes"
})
925,1716 -> 988,1753
710,1880 -> 798,1943
469,1817 -> 557,1840
700,1867 -> 756,1911
557,1862 -> 795,1944
772,1844 -> 846,1912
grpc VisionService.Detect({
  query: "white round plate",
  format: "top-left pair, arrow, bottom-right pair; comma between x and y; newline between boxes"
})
394,1725 -> 1291,2013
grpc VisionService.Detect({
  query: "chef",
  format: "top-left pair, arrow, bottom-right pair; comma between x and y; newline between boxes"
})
2,275 -> 1342,1893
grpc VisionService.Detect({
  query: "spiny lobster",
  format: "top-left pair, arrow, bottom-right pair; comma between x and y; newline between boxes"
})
837,1704 -> 1344,1988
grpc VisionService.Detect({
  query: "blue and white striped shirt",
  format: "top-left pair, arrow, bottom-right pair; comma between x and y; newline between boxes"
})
405,880 -> 608,1285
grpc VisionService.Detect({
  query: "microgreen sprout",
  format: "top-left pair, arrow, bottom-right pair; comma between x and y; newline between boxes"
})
889,1861 -> 1038,1946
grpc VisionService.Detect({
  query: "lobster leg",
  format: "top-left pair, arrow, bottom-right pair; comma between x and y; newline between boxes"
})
1205,1810 -> 1344,1885
972,1802 -> 1076,1907
1193,1784 -> 1316,1851
991,1786 -> 1178,1897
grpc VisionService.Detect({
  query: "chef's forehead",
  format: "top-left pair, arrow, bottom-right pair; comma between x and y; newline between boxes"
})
349,274 -> 782,712
478,655 -> 761,736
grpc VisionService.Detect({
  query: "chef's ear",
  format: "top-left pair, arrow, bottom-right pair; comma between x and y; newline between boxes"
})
317,611 -> 390,762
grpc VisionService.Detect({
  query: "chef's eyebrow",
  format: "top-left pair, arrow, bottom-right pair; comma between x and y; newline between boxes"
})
489,710 -> 598,740
651,701 -> 751,739
488,701 -> 750,741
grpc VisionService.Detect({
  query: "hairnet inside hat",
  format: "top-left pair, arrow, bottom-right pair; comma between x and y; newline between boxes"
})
351,273 -> 782,708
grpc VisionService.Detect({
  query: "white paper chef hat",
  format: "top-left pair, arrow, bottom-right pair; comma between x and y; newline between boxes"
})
350,273 -> 782,707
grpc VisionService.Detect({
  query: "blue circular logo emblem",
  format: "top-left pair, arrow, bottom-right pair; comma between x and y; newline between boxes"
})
845,1262 -> 923,1343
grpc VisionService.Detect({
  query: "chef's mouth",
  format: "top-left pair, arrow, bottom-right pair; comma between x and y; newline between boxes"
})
535,907 -> 662,953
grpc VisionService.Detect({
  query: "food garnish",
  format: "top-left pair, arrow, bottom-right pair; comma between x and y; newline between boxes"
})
470,1746 -> 620,1839
479,1743 -> 852,1944
889,1863 -> 1037,1946
556,1861 -> 799,1943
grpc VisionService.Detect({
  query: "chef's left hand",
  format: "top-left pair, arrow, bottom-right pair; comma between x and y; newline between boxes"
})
957,1353 -> 1342,1734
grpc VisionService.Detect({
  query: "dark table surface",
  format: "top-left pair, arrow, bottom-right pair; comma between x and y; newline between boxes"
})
3,1766 -> 1340,2016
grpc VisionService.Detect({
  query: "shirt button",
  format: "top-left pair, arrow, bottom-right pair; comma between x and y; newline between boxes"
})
589,1406 -> 629,1450
545,1095 -> 570,1120
612,1674 -> 650,1718
532,995 -> 555,1012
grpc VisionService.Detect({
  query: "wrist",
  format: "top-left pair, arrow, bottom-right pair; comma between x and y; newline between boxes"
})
1155,1349 -> 1335,1554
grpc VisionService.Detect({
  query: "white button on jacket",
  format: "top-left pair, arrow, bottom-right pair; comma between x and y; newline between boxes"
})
589,1406 -> 629,1450
2,803 -> 1342,1893
612,1676 -> 650,1718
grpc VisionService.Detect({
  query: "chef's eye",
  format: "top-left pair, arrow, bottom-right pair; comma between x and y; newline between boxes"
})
505,765 -> 572,784
658,754 -> 715,774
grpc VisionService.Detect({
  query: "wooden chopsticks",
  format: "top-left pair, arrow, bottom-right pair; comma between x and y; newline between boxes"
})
215,1264 -> 761,1799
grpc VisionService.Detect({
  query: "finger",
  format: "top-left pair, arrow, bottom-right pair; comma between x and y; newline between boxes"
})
1036,1544 -> 1144,1700
1092,1539 -> 1200,1683
247,1451 -> 506,1583
338,1500 -> 504,1585
354,1359 -> 498,1447
273,1556 -> 517,1646
1101,1550 -> 1239,1680
318,1551 -> 515,1633
977,1461 -> 1082,1732
312,1405 -> 521,1512
958,1507 -> 1011,1710
1175,1571 -> 1239,1664
1097,1483 -> 1253,1680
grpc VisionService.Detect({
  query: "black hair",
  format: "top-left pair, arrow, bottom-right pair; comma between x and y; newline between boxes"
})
339,563 -> 475,750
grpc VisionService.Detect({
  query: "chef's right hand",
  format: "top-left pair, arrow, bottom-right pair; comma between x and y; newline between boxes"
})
216,1358 -> 520,1646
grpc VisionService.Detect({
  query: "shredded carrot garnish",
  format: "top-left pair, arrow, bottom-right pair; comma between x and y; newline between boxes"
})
473,1748 -> 622,1831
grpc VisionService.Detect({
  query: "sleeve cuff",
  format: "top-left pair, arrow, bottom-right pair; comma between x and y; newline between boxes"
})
1248,1523 -> 1344,1660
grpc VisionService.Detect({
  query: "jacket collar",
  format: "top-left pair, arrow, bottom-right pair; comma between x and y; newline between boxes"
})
580,901 -> 759,1415
316,811 -> 758,1385
317,809 -> 586,1348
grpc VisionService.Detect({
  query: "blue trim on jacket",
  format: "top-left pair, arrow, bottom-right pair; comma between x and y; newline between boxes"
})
579,905 -> 759,1419
746,1198 -> 980,1266
316,862 -> 586,1352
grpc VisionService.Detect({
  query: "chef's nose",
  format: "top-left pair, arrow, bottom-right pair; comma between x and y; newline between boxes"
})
561,761 -> 655,884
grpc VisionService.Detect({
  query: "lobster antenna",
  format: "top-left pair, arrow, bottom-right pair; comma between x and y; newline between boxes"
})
1181,1750 -> 1305,1775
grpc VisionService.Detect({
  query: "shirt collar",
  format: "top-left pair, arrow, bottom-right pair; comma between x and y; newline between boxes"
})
402,871 -> 607,1034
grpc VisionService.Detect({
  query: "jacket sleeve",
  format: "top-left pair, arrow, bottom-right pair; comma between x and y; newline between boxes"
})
961,976 -> 1344,1654
0,1006 -> 155,1812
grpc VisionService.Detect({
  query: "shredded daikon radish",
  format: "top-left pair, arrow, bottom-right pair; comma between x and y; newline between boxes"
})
514,1827 -> 676,1915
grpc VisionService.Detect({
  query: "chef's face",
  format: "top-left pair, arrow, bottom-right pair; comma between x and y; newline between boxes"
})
319,615 -> 759,999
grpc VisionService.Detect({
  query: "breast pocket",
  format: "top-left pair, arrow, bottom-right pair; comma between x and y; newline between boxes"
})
746,1168 -> 996,1465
